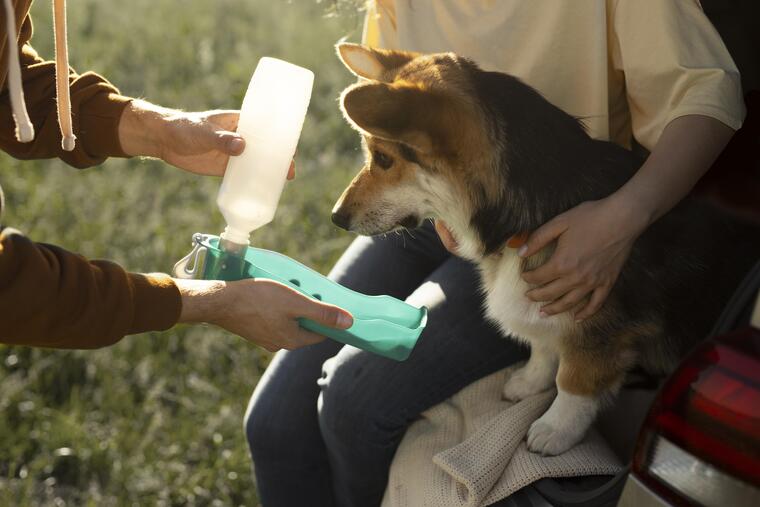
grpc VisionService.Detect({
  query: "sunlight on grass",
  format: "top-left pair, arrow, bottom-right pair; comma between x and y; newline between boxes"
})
0,1 -> 364,505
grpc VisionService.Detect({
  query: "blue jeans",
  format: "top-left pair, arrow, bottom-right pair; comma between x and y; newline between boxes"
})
244,223 -> 527,507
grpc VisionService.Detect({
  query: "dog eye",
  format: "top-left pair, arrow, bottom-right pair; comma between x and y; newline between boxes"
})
372,150 -> 394,170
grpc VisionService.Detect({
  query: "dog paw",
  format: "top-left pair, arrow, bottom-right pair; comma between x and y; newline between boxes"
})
526,418 -> 583,456
502,366 -> 552,402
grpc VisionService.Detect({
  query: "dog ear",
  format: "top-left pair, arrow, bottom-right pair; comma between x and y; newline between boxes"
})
341,81 -> 452,154
336,43 -> 419,82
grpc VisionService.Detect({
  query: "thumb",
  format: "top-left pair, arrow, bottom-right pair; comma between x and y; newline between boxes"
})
297,298 -> 354,330
215,131 -> 246,156
518,216 -> 567,258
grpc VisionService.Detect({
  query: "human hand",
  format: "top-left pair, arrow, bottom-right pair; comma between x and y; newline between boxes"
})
118,99 -> 295,178
517,195 -> 647,320
176,278 -> 352,352
434,219 -> 459,254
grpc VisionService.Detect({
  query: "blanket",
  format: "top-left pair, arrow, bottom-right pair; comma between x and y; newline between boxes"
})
382,367 -> 623,507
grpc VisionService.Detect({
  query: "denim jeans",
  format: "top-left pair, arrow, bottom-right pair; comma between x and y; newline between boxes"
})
244,222 -> 527,507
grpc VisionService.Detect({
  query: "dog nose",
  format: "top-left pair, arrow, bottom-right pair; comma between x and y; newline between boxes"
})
331,210 -> 352,230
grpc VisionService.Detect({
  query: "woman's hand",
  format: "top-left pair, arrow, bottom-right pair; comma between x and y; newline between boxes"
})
118,99 -> 295,178
517,194 -> 647,320
434,219 -> 459,254
176,278 -> 353,352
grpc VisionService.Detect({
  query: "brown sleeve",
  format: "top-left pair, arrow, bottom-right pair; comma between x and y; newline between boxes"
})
0,228 -> 182,349
0,12 -> 132,168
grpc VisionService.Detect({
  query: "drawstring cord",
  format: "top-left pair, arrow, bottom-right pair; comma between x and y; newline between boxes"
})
2,0 -> 75,151
53,0 -> 75,151
2,0 -> 34,143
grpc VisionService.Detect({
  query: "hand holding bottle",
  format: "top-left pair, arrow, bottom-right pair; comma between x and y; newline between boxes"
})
118,100 -> 297,179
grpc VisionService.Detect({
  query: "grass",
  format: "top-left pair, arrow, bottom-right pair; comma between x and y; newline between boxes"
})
0,1 -> 365,505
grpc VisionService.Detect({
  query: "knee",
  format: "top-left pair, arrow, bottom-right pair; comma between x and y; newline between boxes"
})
317,356 -> 395,448
244,390 -> 290,462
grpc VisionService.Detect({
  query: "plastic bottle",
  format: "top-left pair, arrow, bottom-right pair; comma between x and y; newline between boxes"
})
217,57 -> 314,252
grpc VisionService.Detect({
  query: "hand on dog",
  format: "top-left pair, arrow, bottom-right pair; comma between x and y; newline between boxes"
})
118,99 -> 296,178
517,195 -> 647,320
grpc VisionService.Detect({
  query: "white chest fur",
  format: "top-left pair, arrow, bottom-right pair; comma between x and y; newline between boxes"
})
478,252 -> 572,347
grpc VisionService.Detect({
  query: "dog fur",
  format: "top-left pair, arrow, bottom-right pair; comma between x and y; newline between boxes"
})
331,43 -> 760,455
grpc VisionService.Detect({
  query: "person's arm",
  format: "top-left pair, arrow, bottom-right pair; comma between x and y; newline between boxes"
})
0,228 -> 180,348
0,228 -> 352,350
0,18 -> 302,349
0,24 -> 253,175
514,0 -> 745,320
519,115 -> 735,320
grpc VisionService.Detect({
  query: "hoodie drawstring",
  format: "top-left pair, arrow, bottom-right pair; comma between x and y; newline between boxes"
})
52,0 -> 75,151
2,0 -> 75,151
2,0 -> 34,143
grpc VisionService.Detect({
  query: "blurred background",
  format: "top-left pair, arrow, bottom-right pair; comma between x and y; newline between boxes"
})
0,1 -> 364,505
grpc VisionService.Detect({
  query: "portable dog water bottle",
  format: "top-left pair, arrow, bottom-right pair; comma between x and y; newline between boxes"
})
173,57 -> 426,361
175,234 -> 427,361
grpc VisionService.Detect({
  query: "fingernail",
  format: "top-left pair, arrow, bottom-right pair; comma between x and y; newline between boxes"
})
575,318 -> 584,323
539,311 -> 548,319
517,245 -> 528,257
337,313 -> 353,329
228,137 -> 245,154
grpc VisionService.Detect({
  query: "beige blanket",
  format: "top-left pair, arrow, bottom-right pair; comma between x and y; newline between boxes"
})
382,367 -> 623,507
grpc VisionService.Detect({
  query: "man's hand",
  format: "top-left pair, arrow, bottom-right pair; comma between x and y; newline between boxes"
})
118,99 -> 295,178
175,278 -> 353,352
517,195 -> 646,321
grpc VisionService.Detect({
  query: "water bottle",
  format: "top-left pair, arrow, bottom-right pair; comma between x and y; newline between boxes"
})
217,57 -> 314,252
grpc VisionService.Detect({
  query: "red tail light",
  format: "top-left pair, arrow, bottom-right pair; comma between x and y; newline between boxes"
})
632,327 -> 760,506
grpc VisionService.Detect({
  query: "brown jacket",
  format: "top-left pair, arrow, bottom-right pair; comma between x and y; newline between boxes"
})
0,0 -> 181,348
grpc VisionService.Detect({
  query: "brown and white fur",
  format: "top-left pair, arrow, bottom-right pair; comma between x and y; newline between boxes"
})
331,43 -> 760,455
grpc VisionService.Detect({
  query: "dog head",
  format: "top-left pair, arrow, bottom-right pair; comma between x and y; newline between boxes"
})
332,43 -> 500,260
332,43 -> 596,259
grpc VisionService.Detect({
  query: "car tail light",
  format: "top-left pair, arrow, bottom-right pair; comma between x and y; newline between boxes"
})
632,326 -> 760,507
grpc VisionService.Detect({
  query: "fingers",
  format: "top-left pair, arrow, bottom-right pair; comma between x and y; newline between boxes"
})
540,287 -> 590,317
287,159 -> 296,180
525,277 -> 577,303
521,261 -> 562,286
215,131 -> 245,156
259,343 -> 281,353
434,219 -> 459,254
517,216 -> 567,258
201,111 -> 244,156
207,110 -> 240,130
574,286 -> 610,321
294,297 -> 354,330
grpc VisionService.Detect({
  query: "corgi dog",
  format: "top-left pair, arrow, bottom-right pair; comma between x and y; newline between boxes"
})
331,43 -> 760,455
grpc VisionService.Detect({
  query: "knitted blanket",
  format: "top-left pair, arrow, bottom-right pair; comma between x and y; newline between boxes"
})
382,367 -> 623,507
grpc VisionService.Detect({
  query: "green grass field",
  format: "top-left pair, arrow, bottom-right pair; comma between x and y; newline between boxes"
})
0,1 -> 365,505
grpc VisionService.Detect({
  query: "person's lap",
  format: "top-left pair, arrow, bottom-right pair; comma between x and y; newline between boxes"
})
244,223 -> 527,507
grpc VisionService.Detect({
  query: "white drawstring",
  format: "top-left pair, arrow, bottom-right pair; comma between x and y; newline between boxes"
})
2,0 -> 34,143
53,0 -> 75,151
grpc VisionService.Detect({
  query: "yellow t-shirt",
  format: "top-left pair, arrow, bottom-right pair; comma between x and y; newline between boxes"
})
363,0 -> 745,151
